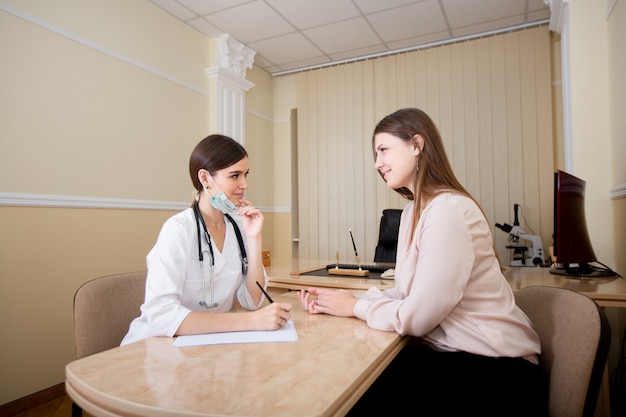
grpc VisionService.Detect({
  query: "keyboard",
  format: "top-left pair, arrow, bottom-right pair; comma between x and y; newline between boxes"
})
325,263 -> 392,273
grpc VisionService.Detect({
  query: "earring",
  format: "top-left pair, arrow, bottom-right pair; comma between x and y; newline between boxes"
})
416,159 -> 419,172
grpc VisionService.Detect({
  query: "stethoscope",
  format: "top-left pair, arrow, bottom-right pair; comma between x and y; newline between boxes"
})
193,201 -> 248,309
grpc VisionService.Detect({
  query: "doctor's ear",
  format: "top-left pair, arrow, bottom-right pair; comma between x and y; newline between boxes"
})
198,169 -> 210,188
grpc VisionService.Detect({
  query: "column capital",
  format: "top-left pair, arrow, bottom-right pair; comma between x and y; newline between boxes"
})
216,34 -> 256,78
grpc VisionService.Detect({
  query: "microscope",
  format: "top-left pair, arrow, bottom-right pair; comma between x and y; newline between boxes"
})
496,204 -> 546,267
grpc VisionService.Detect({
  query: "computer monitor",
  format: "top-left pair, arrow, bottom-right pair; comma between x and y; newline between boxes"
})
550,170 -> 616,278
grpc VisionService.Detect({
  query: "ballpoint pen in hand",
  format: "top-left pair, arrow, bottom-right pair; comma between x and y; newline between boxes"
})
256,280 -> 274,303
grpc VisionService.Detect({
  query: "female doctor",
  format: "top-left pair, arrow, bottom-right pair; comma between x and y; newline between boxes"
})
122,134 -> 291,345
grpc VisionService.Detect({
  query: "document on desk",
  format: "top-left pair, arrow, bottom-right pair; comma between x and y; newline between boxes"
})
172,320 -> 298,347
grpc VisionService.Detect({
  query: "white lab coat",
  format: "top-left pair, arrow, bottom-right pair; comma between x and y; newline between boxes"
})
121,207 -> 265,345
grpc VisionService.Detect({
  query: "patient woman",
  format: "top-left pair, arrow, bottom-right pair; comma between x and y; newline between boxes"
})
122,134 -> 291,345
299,108 -> 547,416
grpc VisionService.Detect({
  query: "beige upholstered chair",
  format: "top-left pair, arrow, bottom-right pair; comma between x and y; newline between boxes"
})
71,271 -> 146,416
514,286 -> 611,417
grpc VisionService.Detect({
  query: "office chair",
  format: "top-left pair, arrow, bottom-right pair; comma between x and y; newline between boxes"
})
374,209 -> 402,263
70,271 -> 147,417
514,286 -> 611,417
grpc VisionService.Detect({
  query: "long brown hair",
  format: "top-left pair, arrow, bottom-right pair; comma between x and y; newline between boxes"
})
372,108 -> 477,233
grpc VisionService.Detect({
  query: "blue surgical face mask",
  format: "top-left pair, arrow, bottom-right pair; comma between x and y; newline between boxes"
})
208,174 -> 238,214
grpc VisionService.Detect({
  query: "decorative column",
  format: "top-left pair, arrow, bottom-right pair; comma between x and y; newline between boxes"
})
206,34 -> 256,144
544,0 -> 573,170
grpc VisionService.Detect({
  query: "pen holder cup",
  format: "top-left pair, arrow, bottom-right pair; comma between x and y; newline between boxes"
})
262,250 -> 271,267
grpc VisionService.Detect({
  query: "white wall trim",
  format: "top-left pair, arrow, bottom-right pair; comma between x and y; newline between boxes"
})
610,184 -> 626,200
0,192 -> 189,210
246,109 -> 274,123
0,2 -> 209,96
0,192 -> 291,212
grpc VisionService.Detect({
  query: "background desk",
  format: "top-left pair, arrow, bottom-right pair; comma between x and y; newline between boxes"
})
66,291 -> 407,417
266,259 -> 626,308
266,259 -> 395,292
503,266 -> 626,308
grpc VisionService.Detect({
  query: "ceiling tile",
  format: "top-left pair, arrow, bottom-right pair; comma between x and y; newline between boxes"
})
368,1 -> 449,44
149,0 -> 197,20
304,17 -> 381,55
204,1 -> 294,43
528,0 -> 551,14
451,16 -> 524,38
329,44 -> 388,62
385,31 -> 450,50
441,0 -> 525,28
267,0 -> 360,29
177,0 -> 250,16
186,17 -> 222,37
354,0 -> 423,14
249,32 -> 324,65
528,9 -> 551,21
275,55 -> 333,71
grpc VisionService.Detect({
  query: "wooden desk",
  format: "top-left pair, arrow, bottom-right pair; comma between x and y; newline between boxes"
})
65,291 -> 407,417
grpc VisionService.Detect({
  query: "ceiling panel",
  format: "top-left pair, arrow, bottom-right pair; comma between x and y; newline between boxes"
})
148,0 -> 551,75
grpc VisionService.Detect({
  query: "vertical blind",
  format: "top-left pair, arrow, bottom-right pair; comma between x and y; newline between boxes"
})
295,26 -> 554,264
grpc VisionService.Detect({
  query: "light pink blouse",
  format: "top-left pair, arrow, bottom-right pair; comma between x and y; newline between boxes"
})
354,193 -> 540,363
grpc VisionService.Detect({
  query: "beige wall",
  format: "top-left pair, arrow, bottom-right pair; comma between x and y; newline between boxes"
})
567,0 -> 625,374
606,0 -> 626,276
0,206 -> 174,403
0,0 -> 213,202
568,0 -> 615,269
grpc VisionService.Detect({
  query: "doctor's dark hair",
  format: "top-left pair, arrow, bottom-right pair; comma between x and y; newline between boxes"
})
189,134 -> 248,193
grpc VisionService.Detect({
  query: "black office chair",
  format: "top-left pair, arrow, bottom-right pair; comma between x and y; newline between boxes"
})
374,209 -> 402,263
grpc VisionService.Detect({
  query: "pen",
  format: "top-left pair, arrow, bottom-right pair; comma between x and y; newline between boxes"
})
256,280 -> 274,303
349,228 -> 362,269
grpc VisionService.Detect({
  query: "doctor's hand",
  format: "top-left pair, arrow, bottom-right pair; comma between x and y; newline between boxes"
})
252,302 -> 292,330
299,287 -> 357,317
237,199 -> 264,239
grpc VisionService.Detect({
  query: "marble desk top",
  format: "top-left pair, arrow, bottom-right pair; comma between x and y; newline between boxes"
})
66,291 -> 407,417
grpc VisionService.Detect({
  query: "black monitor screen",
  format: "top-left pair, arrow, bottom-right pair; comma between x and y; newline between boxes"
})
551,170 -> 614,278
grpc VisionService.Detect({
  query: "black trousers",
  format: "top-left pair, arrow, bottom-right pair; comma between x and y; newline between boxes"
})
347,340 -> 548,417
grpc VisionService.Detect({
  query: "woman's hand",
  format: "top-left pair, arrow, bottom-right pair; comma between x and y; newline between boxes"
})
253,302 -> 292,330
237,199 -> 263,238
299,287 -> 357,317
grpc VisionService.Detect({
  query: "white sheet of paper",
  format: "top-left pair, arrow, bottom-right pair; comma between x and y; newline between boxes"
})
172,320 -> 298,347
